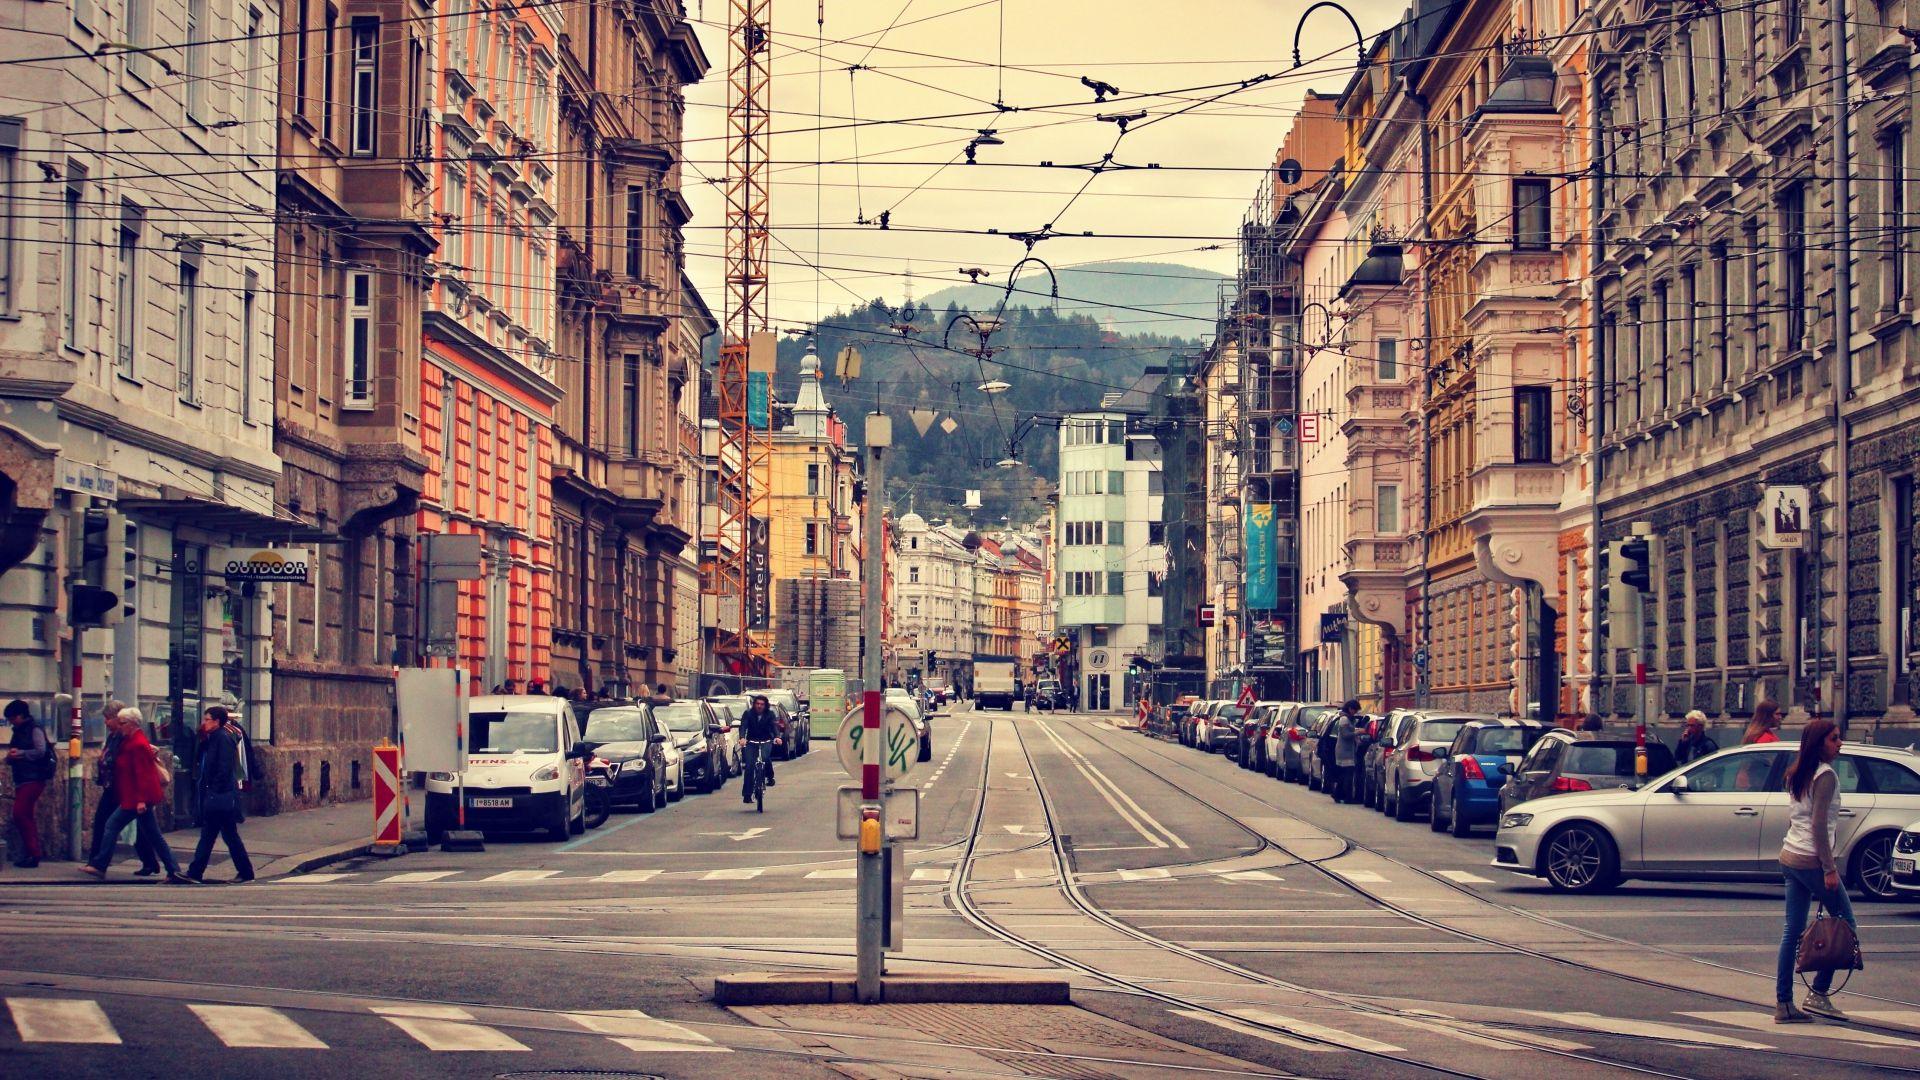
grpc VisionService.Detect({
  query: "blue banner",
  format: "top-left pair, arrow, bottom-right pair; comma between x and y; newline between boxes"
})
748,371 -> 770,430
1245,502 -> 1276,610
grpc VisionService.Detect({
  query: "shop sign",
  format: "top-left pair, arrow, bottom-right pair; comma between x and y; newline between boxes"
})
217,546 -> 312,583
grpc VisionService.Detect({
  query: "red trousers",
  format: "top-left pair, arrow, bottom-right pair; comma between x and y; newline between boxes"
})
12,780 -> 46,860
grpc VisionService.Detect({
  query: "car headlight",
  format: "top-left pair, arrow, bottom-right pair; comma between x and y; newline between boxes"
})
427,772 -> 452,782
531,764 -> 560,782
1500,812 -> 1533,830
1898,831 -> 1920,854
591,757 -> 618,776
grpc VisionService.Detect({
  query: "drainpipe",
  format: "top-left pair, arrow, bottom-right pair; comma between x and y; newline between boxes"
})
1589,60 -> 1607,721
1829,0 -> 1853,734
1412,84 -> 1433,710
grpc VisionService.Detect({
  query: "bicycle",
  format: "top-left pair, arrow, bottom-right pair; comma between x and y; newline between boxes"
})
742,739 -> 773,812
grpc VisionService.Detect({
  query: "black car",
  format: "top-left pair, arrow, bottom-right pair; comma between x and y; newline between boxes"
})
654,699 -> 727,794
581,705 -> 670,813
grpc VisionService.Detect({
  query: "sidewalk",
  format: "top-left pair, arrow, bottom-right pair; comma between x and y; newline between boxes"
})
1,799 -> 373,884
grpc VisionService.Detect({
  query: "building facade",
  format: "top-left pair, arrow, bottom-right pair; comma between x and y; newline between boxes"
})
891,511 -> 978,689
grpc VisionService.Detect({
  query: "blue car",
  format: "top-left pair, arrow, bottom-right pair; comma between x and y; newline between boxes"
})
1430,718 -> 1548,837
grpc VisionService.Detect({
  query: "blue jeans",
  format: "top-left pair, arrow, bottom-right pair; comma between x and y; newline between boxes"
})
742,742 -> 773,800
1778,862 -> 1857,1001
88,806 -> 180,876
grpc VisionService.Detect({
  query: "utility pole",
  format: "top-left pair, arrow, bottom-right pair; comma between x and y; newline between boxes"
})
856,410 -> 891,1003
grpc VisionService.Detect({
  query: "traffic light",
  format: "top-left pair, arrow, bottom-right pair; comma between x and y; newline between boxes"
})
70,508 -> 125,628
1619,535 -> 1651,593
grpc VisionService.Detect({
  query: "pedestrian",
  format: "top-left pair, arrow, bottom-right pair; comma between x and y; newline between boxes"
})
80,708 -> 191,883
1330,700 -> 1360,803
1775,718 -> 1856,1024
1745,700 -> 1784,745
6,700 -> 55,868
527,678 -> 546,695
1676,710 -> 1721,764
89,701 -> 160,876
650,682 -> 673,706
186,706 -> 253,884
1578,713 -> 1605,739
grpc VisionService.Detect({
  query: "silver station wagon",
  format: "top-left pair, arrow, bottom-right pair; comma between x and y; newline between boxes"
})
1494,741 -> 1920,899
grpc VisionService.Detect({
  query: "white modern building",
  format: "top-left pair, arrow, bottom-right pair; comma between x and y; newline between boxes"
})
0,0 -> 297,841
891,510 -> 981,690
1054,374 -> 1167,710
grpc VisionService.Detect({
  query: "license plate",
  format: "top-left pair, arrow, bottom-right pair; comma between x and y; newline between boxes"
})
1897,858 -> 1914,875
468,797 -> 513,808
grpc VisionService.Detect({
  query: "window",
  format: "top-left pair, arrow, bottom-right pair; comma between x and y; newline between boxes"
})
1108,571 -> 1124,596
804,523 -> 818,556
184,0 -> 207,121
1780,185 -> 1807,349
344,271 -> 373,407
908,597 -> 919,616
245,9 -> 265,131
125,0 -> 153,80
176,257 -> 200,402
294,0 -> 309,116
0,121 -> 16,316
467,184 -> 485,275
1861,757 -> 1920,795
806,462 -> 820,496
444,167 -> 466,267
1108,521 -> 1123,545
1885,130 -> 1908,311
62,163 -> 84,344
240,272 -> 257,422
1147,572 -> 1164,597
349,19 -> 379,155
908,565 -> 919,584
1377,337 -> 1398,381
1149,520 -> 1165,545
1513,179 -> 1551,249
1515,386 -> 1551,462
1147,471 -> 1164,496
622,353 -> 640,454
1376,484 -> 1400,533
115,213 -> 140,376
322,5 -> 338,143
1895,475 -> 1913,704
625,186 -> 644,277
1713,241 -> 1730,385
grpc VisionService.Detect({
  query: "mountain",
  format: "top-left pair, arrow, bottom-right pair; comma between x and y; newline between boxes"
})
914,261 -> 1226,340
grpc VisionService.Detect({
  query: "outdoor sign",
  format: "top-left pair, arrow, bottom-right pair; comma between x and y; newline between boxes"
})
1298,412 -> 1320,443
747,371 -> 771,429
1198,604 -> 1217,627
836,703 -> 921,783
55,456 -> 119,500
396,667 -> 467,775
1236,684 -> 1258,708
216,546 -> 312,583
1245,503 -> 1277,610
1757,485 -> 1809,550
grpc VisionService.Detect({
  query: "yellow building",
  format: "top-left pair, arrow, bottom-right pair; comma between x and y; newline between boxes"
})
759,348 -> 860,661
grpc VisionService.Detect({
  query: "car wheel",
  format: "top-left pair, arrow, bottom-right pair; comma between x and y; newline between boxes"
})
1541,823 -> 1620,893
1850,831 -> 1900,902
1392,788 -> 1414,822
549,803 -> 571,842
919,735 -> 933,762
1449,799 -> 1473,838
1308,769 -> 1321,792
570,801 -> 587,835
1429,792 -> 1448,832
639,772 -> 658,813
668,770 -> 684,802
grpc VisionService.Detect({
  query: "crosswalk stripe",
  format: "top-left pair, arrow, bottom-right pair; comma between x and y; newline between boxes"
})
911,868 -> 952,882
595,869 -> 663,883
1331,868 -> 1388,884
805,868 -> 856,879
1852,1010 -> 1920,1030
1118,868 -> 1172,881
1220,870 -> 1281,882
380,1016 -> 529,1052
1433,870 -> 1494,885
568,1009 -> 727,1052
188,1005 -> 328,1049
701,868 -> 764,881
379,871 -> 461,884
7,998 -> 121,1044
1172,1009 -> 1329,1051
1682,1011 -> 1920,1048
283,874 -> 352,885
1520,1011 -> 1768,1050
1227,1008 -> 1403,1053
483,870 -> 561,882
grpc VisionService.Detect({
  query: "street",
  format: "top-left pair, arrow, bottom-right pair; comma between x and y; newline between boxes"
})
4,704 -> 1920,1078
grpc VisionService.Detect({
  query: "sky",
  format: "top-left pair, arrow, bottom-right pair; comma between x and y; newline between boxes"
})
675,0 -> 1399,341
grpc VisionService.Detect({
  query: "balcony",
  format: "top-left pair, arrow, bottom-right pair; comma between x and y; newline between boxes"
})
1340,536 -> 1411,636
1462,463 -> 1565,588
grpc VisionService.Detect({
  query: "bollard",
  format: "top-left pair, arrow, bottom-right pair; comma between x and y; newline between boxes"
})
370,742 -> 406,857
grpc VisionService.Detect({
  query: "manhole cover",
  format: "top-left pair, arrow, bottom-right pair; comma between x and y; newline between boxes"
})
498,1073 -> 666,1080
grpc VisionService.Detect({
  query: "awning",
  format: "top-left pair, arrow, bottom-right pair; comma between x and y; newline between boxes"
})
118,487 -> 335,543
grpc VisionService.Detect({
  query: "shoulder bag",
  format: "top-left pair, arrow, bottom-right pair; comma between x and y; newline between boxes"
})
1797,903 -> 1864,976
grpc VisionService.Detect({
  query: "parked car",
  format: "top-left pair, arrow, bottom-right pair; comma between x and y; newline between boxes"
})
580,704 -> 670,813
655,700 -> 727,793
1892,820 -> 1920,896
1379,712 -> 1486,821
1497,729 -> 1677,814
1362,709 -> 1415,810
762,689 -> 810,757
1239,702 -> 1284,771
1432,719 -> 1548,836
1031,679 -> 1063,710
1147,701 -> 1191,741
1199,703 -> 1248,754
1496,742 -> 1920,898
424,695 -> 590,842
1268,703 -> 1333,782
1352,714 -> 1387,805
885,687 -> 935,761
1177,701 -> 1206,747
704,697 -> 745,777
1300,707 -> 1344,790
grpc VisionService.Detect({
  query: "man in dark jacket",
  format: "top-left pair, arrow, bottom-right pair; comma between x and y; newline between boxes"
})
186,706 -> 254,883
88,701 -> 160,875
1675,711 -> 1720,765
6,699 -> 54,867
739,695 -> 781,800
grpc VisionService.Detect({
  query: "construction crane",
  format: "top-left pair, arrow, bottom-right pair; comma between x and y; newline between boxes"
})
709,0 -> 774,680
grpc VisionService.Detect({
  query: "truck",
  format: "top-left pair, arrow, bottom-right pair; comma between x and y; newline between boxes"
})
804,668 -> 852,740
973,656 -> 1020,711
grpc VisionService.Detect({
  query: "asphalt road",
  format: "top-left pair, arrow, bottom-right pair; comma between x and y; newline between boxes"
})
3,705 -> 1919,1079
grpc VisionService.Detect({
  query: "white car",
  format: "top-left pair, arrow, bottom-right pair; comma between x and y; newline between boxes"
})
659,722 -> 687,802
884,688 -> 934,762
425,695 -> 589,842
1495,741 -> 1920,898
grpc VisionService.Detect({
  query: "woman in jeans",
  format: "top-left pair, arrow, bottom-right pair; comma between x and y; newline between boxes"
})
79,708 -> 191,884
1775,718 -> 1855,1023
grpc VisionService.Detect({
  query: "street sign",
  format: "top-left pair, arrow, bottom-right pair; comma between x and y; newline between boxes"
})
836,704 -> 921,783
1298,412 -> 1320,443
837,784 -> 919,840
1198,604 -> 1217,627
1236,684 -> 1258,708
216,546 -> 312,583
397,667 -> 467,774
1757,485 -> 1808,550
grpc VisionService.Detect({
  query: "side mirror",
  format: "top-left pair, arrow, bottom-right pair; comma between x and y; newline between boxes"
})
707,724 -> 723,734
648,732 -> 667,745
1432,747 -> 1450,759
1669,773 -> 1690,794
1497,762 -> 1515,777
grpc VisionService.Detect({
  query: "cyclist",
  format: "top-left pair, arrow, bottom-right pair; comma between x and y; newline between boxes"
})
740,694 -> 781,803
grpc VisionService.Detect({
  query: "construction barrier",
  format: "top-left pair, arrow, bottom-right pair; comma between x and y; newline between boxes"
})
372,742 -> 403,849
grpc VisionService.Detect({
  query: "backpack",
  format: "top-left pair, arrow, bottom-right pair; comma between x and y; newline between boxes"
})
20,726 -> 55,783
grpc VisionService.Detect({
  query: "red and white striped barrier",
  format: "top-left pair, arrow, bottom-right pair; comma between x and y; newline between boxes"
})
372,742 -> 403,852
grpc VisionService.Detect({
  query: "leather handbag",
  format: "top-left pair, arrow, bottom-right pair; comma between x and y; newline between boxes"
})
1797,905 -> 1864,974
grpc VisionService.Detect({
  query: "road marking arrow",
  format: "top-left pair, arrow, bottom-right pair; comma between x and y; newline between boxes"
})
701,827 -> 771,842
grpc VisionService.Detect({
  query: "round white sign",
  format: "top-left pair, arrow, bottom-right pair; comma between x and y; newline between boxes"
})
836,703 -> 922,783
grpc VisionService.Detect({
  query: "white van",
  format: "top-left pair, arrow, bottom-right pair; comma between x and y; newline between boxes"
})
424,695 -> 589,842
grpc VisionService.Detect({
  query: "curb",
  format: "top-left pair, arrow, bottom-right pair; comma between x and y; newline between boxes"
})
256,837 -> 375,881
713,972 -> 1071,1006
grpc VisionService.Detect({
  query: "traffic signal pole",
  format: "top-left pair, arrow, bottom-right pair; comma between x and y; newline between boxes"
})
856,412 -> 891,1003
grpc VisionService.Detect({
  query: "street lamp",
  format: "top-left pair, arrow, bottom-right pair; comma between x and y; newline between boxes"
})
1291,2 -> 1368,69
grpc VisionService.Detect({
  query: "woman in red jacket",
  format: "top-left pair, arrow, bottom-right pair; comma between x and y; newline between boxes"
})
80,708 -> 190,883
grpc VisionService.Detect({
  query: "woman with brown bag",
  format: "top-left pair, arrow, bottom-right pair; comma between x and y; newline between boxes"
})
1775,719 -> 1857,1023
